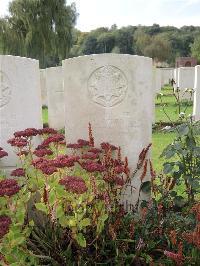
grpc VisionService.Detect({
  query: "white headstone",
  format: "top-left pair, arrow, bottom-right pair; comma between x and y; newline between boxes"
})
193,65 -> 200,120
0,55 -> 42,172
153,67 -> 162,93
160,68 -> 174,86
40,69 -> 48,106
152,67 -> 161,124
63,54 -> 153,205
46,66 -> 65,130
177,67 -> 195,100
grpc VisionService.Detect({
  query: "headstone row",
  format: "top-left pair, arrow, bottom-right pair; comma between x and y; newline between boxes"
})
0,54 -> 154,205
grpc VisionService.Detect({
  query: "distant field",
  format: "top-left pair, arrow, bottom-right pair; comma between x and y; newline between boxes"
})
42,85 -> 192,172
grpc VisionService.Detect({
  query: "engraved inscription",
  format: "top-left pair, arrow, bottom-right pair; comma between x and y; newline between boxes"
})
88,65 -> 127,107
0,71 -> 12,108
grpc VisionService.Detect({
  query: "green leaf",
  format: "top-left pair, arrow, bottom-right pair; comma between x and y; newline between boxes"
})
35,203 -> 48,214
75,233 -> 86,248
96,213 -> 108,234
56,185 -> 66,198
56,205 -> 64,219
140,181 -> 151,194
15,211 -> 25,224
29,220 -> 34,226
49,190 -> 56,206
174,196 -> 186,208
59,216 -> 69,227
163,163 -> 174,174
79,218 -> 91,229
160,144 -> 176,159
177,124 -> 189,136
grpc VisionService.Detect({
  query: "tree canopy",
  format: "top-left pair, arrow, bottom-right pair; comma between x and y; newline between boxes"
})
1,2 -> 200,67
0,0 -> 77,67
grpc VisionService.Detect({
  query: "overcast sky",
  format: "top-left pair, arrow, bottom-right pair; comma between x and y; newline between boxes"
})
1,0 -> 200,31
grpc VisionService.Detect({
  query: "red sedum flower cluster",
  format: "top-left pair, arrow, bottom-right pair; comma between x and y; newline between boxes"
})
59,176 -> 88,194
14,128 -> 38,138
7,137 -> 28,148
0,179 -> 20,197
0,215 -> 12,239
0,147 -> 8,159
11,168 -> 25,177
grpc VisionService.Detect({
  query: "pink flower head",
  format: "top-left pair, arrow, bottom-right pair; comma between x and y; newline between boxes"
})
38,128 -> 58,135
11,168 -> 25,177
53,158 -> 74,168
32,158 -> 49,168
67,143 -> 82,149
103,174 -> 124,186
77,139 -> 90,147
7,137 -> 28,148
0,150 -> 8,159
82,161 -> 105,173
53,155 -> 80,168
82,153 -> 99,160
59,176 -> 87,194
0,215 -> 12,239
32,158 -> 57,175
14,128 -> 38,138
41,166 -> 57,175
100,142 -> 118,151
0,179 -> 20,197
33,148 -> 53,157
41,134 -> 65,146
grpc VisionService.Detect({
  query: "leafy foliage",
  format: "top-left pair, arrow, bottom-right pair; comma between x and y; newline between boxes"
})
0,0 -> 77,68
0,123 -> 199,265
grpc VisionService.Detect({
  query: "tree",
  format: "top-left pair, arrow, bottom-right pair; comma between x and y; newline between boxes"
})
115,27 -> 135,54
0,0 -> 77,67
144,35 -> 171,63
191,36 -> 200,63
134,28 -> 151,55
97,33 -> 115,53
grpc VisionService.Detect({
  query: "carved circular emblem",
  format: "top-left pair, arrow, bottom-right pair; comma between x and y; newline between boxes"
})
0,71 -> 12,108
88,65 -> 127,107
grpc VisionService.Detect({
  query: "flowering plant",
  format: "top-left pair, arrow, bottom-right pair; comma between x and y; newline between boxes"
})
0,124 -> 132,264
0,124 -> 199,265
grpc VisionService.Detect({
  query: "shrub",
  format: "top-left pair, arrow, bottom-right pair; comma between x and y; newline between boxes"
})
0,124 -> 199,265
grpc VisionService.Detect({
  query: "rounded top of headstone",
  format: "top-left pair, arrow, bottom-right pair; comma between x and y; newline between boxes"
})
62,53 -> 152,64
0,55 -> 39,65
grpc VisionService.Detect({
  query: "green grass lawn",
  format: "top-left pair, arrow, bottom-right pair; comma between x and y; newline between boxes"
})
42,107 -> 48,124
155,86 -> 193,123
152,131 -> 175,172
42,85 -> 191,172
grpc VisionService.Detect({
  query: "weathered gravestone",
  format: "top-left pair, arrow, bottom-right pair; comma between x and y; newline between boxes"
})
153,67 -> 162,93
46,66 -> 65,130
193,65 -> 200,120
0,55 -> 42,172
160,68 -> 174,86
152,67 -> 161,123
40,69 -> 48,106
177,67 -> 195,100
63,54 -> 153,207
